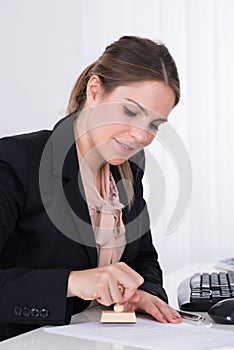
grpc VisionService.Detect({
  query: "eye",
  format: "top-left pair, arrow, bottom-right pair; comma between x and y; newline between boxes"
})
124,106 -> 138,117
149,123 -> 159,132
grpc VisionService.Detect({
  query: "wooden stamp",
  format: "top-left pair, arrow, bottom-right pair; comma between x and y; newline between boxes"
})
100,310 -> 136,323
100,285 -> 136,323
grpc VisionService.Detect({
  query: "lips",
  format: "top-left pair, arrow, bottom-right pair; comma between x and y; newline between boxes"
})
114,139 -> 138,153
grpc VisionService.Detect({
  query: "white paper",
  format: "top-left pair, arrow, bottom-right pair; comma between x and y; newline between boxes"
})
44,317 -> 234,350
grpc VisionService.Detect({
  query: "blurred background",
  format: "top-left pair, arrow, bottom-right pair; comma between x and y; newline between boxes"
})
1,0 -> 234,274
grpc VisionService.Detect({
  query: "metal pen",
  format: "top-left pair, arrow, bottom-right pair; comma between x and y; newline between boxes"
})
177,310 -> 206,322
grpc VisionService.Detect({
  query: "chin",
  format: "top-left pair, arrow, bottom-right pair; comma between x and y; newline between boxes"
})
108,158 -> 127,166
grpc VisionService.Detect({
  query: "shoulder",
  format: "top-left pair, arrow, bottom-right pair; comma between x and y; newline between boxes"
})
0,129 -> 51,161
0,130 -> 51,187
0,129 -> 51,146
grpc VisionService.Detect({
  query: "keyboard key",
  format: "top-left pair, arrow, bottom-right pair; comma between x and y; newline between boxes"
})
228,271 -> 234,290
219,272 -> 229,286
190,273 -> 201,290
210,272 -> 220,289
201,273 -> 210,289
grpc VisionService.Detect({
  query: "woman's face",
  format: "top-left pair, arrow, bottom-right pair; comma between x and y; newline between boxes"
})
78,78 -> 175,166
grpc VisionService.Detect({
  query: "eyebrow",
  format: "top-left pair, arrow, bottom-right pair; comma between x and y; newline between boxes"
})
124,98 -> 167,123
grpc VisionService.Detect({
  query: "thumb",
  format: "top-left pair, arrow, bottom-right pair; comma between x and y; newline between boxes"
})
122,290 -> 140,303
129,292 -> 140,303
118,292 -> 139,311
118,301 -> 137,312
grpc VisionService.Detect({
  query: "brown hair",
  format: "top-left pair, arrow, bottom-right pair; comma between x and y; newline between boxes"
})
67,36 -> 180,207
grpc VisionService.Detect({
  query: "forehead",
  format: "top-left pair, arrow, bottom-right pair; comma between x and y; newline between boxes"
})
102,81 -> 176,118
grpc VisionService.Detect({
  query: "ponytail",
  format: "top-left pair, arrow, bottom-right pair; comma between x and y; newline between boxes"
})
66,61 -> 97,115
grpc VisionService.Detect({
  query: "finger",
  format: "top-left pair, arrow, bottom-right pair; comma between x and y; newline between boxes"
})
121,289 -> 135,303
118,284 -> 124,295
169,308 -> 182,320
104,264 -> 143,301
116,262 -> 144,286
147,301 -> 182,323
96,281 -> 113,306
118,301 -> 137,312
137,291 -> 182,324
129,292 -> 140,303
149,306 -> 169,323
122,291 -> 140,304
158,305 -> 182,323
110,262 -> 144,289
108,280 -> 124,304
139,299 -> 168,323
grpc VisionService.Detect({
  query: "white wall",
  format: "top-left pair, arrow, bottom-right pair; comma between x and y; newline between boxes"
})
1,0 -> 234,274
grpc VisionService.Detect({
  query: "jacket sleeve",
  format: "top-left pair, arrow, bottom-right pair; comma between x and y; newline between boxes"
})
0,151 -> 74,325
133,220 -> 168,303
129,150 -> 168,303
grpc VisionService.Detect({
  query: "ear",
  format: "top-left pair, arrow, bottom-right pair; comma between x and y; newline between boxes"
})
86,75 -> 103,107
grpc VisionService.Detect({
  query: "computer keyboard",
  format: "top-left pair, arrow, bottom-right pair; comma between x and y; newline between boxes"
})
178,271 -> 234,311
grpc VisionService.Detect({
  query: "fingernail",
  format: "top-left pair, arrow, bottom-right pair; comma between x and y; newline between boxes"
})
173,316 -> 182,321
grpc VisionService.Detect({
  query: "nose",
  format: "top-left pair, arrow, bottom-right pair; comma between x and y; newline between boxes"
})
129,126 -> 152,146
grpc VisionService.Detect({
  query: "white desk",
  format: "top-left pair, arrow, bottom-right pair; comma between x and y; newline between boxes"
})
1,263 -> 234,349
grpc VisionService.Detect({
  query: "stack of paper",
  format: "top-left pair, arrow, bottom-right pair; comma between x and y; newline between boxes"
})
44,317 -> 234,350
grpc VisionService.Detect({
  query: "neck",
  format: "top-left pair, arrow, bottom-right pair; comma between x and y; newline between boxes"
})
73,113 -> 105,177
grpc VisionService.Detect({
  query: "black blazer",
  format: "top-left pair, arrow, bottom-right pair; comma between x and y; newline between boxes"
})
0,113 -> 167,341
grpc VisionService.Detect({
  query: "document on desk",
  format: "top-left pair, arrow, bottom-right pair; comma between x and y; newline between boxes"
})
44,317 -> 234,350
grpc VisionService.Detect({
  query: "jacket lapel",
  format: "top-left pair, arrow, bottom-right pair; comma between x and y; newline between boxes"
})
51,113 -> 97,268
63,176 -> 97,268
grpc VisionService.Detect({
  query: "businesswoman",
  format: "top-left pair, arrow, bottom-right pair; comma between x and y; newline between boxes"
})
0,36 -> 181,341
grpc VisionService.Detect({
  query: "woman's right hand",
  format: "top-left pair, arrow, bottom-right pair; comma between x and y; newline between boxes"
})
67,262 -> 144,306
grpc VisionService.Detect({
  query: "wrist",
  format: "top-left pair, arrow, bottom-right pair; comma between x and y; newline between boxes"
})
67,271 -> 76,297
